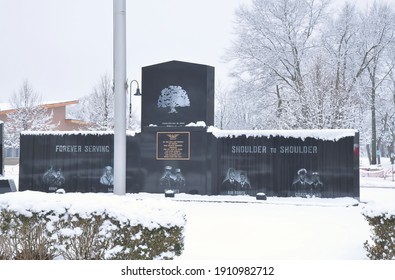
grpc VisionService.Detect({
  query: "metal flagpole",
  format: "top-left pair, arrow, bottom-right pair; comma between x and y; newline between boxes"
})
113,0 -> 127,195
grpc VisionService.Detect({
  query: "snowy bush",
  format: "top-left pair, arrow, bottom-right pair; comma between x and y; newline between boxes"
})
363,207 -> 395,260
0,191 -> 186,260
0,209 -> 57,260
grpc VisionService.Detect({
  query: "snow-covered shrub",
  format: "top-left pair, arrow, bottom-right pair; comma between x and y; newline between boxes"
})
0,191 -> 186,260
0,209 -> 56,260
363,207 -> 395,260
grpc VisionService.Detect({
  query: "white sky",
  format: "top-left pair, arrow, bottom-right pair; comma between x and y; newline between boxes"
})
0,0 -> 393,103
0,0 -> 246,103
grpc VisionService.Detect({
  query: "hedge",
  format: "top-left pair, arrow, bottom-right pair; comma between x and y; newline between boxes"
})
0,191 -> 186,260
363,206 -> 395,260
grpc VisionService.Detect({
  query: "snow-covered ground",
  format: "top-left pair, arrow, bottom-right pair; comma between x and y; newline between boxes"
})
2,158 -> 395,260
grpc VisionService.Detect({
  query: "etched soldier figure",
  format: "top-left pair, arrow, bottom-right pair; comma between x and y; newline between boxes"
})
43,166 -> 65,192
100,166 -> 114,186
55,169 -> 65,186
221,168 -> 241,195
174,168 -> 186,191
291,168 -> 310,197
96,166 -> 114,192
159,165 -> 176,189
239,171 -> 251,195
310,172 -> 324,197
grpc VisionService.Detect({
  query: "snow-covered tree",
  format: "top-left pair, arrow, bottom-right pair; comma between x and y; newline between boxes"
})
225,0 -> 330,129
75,74 -> 114,131
382,54 -> 395,156
223,0 -> 395,147
214,81 -> 256,130
214,82 -> 232,129
320,3 -> 363,129
357,2 -> 395,164
70,74 -> 143,131
157,85 -> 190,113
4,81 -> 58,149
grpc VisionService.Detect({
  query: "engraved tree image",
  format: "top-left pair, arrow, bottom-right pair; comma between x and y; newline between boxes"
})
157,85 -> 190,113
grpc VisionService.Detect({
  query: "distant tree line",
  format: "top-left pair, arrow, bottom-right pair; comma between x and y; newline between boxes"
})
216,0 -> 395,164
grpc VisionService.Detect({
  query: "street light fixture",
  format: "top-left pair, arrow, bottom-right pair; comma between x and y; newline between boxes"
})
128,79 -> 142,119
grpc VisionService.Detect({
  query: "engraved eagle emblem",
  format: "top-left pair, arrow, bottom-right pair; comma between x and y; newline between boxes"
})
167,133 -> 180,140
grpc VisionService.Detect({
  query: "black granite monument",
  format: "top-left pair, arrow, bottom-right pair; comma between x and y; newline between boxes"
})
139,60 -> 216,194
19,132 -> 143,193
140,126 -> 214,195
212,129 -> 359,198
17,60 -> 360,199
141,60 -> 214,128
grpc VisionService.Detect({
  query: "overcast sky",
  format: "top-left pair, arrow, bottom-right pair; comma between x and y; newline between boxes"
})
0,0 -> 392,104
0,0 -> 247,103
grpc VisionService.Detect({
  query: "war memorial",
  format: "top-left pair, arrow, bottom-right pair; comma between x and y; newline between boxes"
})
17,61 -> 360,199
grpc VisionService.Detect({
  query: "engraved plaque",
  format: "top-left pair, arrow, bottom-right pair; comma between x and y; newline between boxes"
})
156,132 -> 190,160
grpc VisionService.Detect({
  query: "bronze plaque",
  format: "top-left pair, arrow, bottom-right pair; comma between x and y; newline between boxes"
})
156,132 -> 190,160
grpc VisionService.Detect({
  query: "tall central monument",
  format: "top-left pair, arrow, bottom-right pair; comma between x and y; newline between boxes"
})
141,60 -> 215,128
139,60 -> 216,194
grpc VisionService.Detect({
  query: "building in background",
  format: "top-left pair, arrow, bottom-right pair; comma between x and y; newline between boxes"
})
0,100 -> 88,164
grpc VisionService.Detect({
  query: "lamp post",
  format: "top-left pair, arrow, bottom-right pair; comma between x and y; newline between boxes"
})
128,79 -> 142,120
113,0 -> 127,195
